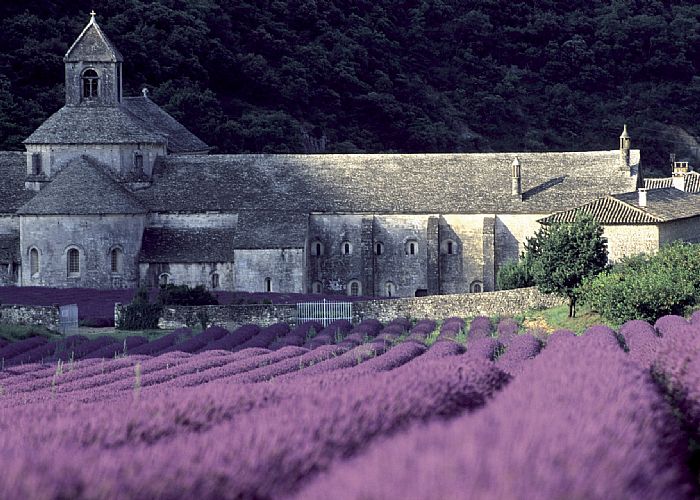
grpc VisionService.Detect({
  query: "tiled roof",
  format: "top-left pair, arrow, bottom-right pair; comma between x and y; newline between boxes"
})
122,96 -> 209,153
137,150 -> 639,214
140,228 -> 235,262
233,211 -> 308,249
64,16 -> 123,62
0,234 -> 19,263
539,188 -> 700,225
0,152 -> 35,213
644,172 -> 700,193
23,106 -> 165,145
16,156 -> 146,215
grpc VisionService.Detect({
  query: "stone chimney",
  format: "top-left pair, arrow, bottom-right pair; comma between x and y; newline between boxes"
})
638,188 -> 648,207
511,157 -> 522,199
672,161 -> 689,191
619,124 -> 631,171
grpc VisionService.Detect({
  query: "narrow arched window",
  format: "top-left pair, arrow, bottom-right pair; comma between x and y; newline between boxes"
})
159,273 -> 170,286
470,281 -> 483,293
405,240 -> 418,256
265,277 -> 272,292
374,242 -> 384,256
67,248 -> 80,275
447,241 -> 454,255
311,241 -> 324,256
133,151 -> 144,171
385,282 -> 395,297
211,273 -> 220,289
342,241 -> 352,255
312,281 -> 322,294
110,248 -> 123,274
348,280 -> 361,297
29,248 -> 39,277
82,69 -> 99,99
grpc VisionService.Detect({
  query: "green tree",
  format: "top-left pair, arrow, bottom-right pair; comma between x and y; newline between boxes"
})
527,214 -> 608,317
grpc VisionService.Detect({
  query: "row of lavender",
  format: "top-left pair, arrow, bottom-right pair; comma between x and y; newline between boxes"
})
0,314 -> 699,498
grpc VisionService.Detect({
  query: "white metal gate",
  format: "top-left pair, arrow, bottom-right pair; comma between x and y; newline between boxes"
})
296,300 -> 353,327
59,304 -> 79,335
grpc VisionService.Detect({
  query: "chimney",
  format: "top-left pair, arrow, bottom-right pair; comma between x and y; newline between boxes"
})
619,124 -> 631,171
511,157 -> 522,199
638,188 -> 648,207
672,161 -> 689,191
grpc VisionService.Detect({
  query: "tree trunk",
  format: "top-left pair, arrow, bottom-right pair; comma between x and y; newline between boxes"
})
569,297 -> 576,318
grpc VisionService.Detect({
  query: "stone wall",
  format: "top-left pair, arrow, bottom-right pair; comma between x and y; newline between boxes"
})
0,304 -> 61,331
149,287 -> 563,330
603,224 -> 659,262
140,262 -> 235,290
659,216 -> 700,247
20,214 -> 145,288
234,249 -> 305,293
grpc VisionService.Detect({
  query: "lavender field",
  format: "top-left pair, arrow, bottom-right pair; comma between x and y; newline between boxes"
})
0,315 -> 699,499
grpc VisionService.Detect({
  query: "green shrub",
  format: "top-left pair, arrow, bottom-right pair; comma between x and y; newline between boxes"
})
496,259 -> 534,290
157,284 -> 219,306
580,241 -> 700,325
117,287 -> 162,330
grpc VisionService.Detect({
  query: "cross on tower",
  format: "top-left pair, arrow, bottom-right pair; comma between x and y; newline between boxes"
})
90,10 -> 96,20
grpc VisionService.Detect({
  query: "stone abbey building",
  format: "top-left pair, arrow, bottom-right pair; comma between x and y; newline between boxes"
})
0,14 -> 698,296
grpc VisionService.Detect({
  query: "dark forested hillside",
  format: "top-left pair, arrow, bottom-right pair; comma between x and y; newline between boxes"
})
0,0 -> 698,175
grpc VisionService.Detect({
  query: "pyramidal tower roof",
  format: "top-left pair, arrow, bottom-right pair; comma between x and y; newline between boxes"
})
64,11 -> 123,63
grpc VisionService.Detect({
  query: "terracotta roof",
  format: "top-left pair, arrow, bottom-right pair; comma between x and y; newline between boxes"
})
140,228 -> 235,262
16,156 -> 146,215
0,234 -> 19,263
23,106 -> 165,145
122,96 -> 209,153
137,150 -> 639,214
233,211 -> 308,249
0,152 -> 35,213
64,15 -> 123,62
644,172 -> 700,193
539,188 -> 700,225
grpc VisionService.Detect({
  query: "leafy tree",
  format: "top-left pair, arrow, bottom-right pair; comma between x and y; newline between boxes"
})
580,242 -> 700,325
496,257 -> 534,291
527,214 -> 608,317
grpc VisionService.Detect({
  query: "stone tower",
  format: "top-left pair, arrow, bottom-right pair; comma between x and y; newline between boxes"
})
64,11 -> 123,107
619,124 -> 631,171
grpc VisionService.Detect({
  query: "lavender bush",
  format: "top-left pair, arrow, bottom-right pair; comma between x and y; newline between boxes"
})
468,316 -> 493,340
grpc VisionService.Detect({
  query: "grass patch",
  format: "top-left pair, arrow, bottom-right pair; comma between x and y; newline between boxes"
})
0,324 -> 58,342
522,303 -> 607,335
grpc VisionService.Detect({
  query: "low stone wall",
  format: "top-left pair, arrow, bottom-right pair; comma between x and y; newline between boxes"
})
0,304 -> 62,331
140,287 -> 563,330
353,287 -> 565,323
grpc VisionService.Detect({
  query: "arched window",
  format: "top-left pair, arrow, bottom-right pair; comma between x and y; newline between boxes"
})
312,281 -> 322,294
264,277 -> 272,292
110,248 -> 123,274
159,273 -> 170,286
374,242 -> 384,256
470,281 -> 483,293
67,248 -> 80,275
82,69 -> 99,99
347,280 -> 361,297
385,281 -> 396,297
342,241 -> 352,255
405,239 -> 418,256
211,273 -> 220,289
311,240 -> 324,256
29,248 -> 39,277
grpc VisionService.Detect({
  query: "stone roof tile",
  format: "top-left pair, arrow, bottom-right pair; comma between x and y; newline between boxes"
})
0,152 -> 35,213
16,156 -> 146,215
64,16 -> 123,62
233,211 -> 308,249
122,96 -> 209,153
23,106 -> 165,145
140,228 -> 235,262
137,151 -> 639,214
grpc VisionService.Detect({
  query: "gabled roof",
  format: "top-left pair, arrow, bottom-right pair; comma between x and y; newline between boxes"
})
233,211 -> 308,249
122,96 -> 209,153
539,187 -> 700,225
0,152 -> 35,213
16,156 -> 146,215
64,14 -> 123,63
140,228 -> 235,262
644,172 -> 700,193
136,150 -> 639,214
23,106 -> 165,145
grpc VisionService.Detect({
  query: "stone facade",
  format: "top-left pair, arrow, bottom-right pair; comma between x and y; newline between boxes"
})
0,304 -> 62,332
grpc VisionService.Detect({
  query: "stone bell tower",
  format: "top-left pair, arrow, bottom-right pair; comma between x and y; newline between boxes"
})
63,11 -> 123,107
